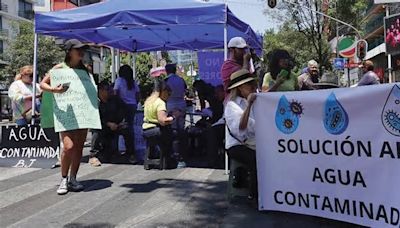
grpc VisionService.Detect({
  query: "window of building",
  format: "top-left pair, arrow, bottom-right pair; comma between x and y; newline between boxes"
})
0,40 -> 4,54
18,0 -> 33,20
68,0 -> 101,6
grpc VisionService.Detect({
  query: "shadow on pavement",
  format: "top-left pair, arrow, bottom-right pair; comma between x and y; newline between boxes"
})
80,179 -> 113,192
63,223 -> 115,228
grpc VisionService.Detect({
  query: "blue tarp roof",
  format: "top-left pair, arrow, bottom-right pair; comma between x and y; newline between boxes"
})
35,0 -> 262,52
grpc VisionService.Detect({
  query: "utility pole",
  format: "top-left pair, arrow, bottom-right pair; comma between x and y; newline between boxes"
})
386,5 -> 393,83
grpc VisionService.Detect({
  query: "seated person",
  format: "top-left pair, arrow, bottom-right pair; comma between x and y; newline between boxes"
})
142,80 -> 176,163
225,69 -> 257,199
205,85 -> 225,168
90,81 -> 135,163
193,79 -> 214,110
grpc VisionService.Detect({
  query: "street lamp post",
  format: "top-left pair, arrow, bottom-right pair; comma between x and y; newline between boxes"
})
385,5 -> 393,83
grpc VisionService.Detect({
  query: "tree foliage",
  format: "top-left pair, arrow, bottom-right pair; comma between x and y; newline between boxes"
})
327,0 -> 368,38
263,0 -> 367,71
263,22 -> 317,72
0,21 -> 64,84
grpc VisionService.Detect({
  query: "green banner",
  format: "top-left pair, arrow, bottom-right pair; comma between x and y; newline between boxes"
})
49,68 -> 101,132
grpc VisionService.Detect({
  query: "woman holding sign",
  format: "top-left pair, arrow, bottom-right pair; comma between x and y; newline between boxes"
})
40,39 -> 97,195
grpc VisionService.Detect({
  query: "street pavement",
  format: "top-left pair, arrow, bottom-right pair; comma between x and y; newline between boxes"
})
0,148 -> 364,228
0,120 -> 364,228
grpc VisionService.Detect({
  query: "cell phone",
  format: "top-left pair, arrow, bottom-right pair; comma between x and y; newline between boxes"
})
62,82 -> 71,88
278,69 -> 289,79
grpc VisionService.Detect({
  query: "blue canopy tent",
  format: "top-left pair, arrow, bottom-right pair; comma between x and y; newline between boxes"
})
34,0 -> 262,53
31,0 -> 262,131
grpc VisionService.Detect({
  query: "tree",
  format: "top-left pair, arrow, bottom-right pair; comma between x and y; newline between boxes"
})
288,0 -> 332,70
0,21 -> 64,84
135,52 -> 154,103
263,0 -> 367,67
263,22 -> 317,72
327,0 -> 368,39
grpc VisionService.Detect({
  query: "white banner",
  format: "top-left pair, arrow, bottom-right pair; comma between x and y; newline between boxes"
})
254,84 -> 400,228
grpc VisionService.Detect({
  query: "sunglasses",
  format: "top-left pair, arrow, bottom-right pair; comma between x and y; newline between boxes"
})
22,73 -> 33,78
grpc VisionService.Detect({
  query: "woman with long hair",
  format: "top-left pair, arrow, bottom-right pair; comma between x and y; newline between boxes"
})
40,39 -> 91,195
114,64 -> 140,163
262,49 -> 298,92
8,65 -> 42,125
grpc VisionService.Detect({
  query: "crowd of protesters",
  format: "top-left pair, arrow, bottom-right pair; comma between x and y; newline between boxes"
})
5,37 -> 382,198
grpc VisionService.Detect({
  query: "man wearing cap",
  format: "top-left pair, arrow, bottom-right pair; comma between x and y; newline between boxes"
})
40,38 -> 94,195
224,69 -> 258,200
221,37 -> 252,95
357,60 -> 380,86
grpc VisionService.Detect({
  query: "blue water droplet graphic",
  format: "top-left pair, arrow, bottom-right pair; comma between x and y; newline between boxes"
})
323,92 -> 349,135
275,95 -> 299,134
382,85 -> 400,137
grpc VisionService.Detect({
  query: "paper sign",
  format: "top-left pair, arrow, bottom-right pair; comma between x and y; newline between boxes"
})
49,68 -> 101,132
0,125 -> 60,168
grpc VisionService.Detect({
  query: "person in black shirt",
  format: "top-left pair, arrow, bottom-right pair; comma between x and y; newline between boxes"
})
91,81 -> 135,163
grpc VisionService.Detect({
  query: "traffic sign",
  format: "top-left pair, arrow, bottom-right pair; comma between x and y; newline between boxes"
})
333,58 -> 346,70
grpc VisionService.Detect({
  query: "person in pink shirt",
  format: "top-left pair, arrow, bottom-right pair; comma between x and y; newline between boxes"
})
221,37 -> 251,95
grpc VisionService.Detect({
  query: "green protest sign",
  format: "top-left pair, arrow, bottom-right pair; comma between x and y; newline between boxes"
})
49,68 -> 101,132
40,91 -> 55,128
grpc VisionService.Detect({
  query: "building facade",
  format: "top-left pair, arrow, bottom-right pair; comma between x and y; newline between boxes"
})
0,0 -> 35,64
51,0 -> 101,11
363,0 -> 400,82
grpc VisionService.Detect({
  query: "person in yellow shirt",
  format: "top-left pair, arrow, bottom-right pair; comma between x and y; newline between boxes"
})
143,80 -> 174,130
143,80 -> 179,162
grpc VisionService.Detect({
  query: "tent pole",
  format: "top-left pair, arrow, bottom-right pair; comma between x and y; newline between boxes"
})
31,33 -> 39,125
223,3 -> 228,61
100,46 -> 104,78
132,53 -> 137,80
224,1 -> 228,176
116,49 -> 121,71
111,47 -> 116,82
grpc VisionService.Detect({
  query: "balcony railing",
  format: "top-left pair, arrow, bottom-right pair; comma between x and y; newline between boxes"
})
0,3 -> 8,13
368,36 -> 384,50
18,10 -> 34,20
364,13 -> 385,35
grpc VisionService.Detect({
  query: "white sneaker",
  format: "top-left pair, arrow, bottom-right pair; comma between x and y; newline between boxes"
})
57,177 -> 68,195
68,176 -> 84,192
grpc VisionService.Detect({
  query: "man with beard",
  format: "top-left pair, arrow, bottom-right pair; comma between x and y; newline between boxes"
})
298,60 -> 320,90
221,37 -> 252,95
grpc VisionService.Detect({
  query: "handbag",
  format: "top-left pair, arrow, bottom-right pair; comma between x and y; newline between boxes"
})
143,126 -> 161,138
22,108 -> 40,124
